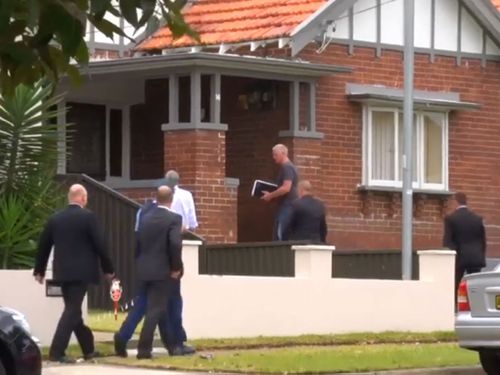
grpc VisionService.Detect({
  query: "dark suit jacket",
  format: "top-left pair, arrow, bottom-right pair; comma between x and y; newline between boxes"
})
34,205 -> 114,284
285,195 -> 327,243
443,207 -> 486,268
136,206 -> 183,281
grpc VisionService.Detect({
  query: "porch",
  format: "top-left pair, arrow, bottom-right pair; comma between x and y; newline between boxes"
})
57,53 -> 350,243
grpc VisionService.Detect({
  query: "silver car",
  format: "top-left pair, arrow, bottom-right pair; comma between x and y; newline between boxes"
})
455,265 -> 500,374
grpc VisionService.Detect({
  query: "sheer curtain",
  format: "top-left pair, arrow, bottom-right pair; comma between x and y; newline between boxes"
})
424,113 -> 444,184
371,111 -> 395,181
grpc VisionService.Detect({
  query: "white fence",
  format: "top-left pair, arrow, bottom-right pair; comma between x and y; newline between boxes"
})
2,242 -> 455,346
181,242 -> 456,338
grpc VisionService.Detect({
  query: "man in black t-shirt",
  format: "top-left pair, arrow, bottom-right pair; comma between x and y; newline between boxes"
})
261,144 -> 299,240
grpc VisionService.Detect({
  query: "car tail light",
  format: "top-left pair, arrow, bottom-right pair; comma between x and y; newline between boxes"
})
457,280 -> 470,312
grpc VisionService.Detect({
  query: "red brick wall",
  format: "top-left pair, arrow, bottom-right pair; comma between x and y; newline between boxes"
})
293,43 -> 500,255
164,129 -> 238,243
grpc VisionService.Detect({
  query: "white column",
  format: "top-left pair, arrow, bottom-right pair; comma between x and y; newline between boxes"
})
292,245 -> 336,280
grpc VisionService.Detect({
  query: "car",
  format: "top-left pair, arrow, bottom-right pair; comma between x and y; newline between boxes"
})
455,264 -> 500,374
0,307 -> 41,375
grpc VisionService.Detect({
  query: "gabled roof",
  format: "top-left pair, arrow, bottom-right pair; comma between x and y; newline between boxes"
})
136,0 -> 500,55
136,0 -> 328,51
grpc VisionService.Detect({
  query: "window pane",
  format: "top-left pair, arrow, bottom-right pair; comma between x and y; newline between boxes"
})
398,113 -> 417,182
424,113 -> 444,184
371,111 -> 395,181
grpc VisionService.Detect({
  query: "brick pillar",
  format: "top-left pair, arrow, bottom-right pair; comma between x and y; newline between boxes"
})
279,137 -> 324,194
163,128 -> 238,243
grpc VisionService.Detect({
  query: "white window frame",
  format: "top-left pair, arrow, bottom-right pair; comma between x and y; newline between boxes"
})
362,106 -> 448,191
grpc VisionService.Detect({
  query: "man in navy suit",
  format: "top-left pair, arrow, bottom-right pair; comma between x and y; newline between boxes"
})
443,192 -> 487,293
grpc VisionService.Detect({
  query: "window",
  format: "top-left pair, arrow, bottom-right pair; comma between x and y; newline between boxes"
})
363,107 -> 448,190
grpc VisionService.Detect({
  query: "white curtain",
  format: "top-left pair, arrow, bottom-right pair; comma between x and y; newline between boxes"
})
424,113 -> 443,184
371,111 -> 395,181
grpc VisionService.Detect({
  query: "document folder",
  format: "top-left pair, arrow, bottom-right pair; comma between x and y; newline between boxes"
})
251,179 -> 278,198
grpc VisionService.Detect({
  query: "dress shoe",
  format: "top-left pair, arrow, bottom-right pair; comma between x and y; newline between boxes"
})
169,344 -> 196,356
48,355 -> 76,364
181,344 -> 196,355
113,333 -> 128,358
83,351 -> 101,360
136,352 -> 152,360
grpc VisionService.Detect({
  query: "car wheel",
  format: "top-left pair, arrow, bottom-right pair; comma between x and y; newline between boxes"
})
479,350 -> 500,374
0,359 -> 6,375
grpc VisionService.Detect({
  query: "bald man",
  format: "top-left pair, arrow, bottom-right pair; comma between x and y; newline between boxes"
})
284,180 -> 327,243
34,184 -> 115,363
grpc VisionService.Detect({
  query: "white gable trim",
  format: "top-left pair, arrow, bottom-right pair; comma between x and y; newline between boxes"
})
288,0 -> 500,58
289,0 -> 358,56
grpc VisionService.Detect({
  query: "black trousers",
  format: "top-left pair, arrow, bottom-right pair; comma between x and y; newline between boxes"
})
49,282 -> 94,358
137,279 -> 172,355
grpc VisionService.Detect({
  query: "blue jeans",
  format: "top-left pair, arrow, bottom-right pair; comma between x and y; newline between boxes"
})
117,279 -> 186,346
274,204 -> 293,241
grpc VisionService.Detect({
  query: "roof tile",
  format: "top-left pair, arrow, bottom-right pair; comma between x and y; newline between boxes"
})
136,0 -> 327,51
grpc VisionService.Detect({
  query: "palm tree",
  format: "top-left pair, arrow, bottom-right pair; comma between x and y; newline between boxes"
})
0,81 -> 68,268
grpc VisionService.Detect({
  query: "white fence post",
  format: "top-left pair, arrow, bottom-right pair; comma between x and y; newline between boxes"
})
182,240 -> 203,276
292,245 -> 336,280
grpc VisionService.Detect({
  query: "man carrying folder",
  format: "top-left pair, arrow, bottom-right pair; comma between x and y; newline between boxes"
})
261,144 -> 299,240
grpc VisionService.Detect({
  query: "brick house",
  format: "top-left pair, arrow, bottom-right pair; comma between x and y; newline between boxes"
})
58,0 -> 500,255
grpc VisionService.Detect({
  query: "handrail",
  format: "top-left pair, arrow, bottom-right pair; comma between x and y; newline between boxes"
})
56,173 -> 141,208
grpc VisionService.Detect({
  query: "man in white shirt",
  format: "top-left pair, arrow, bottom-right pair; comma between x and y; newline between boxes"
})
166,170 -> 198,232
161,170 -> 197,355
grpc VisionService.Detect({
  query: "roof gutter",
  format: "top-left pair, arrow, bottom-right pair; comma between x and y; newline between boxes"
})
84,52 -> 352,77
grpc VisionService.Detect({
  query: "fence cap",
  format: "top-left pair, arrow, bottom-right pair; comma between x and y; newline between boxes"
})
182,240 -> 203,246
417,250 -> 456,256
291,245 -> 336,252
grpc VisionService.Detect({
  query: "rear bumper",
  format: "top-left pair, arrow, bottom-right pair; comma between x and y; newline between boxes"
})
455,312 -> 500,349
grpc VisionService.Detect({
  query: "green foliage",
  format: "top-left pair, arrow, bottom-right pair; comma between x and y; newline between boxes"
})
0,0 -> 197,96
0,81 -> 66,269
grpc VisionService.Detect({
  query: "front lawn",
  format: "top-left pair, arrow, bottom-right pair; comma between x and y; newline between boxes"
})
101,343 -> 479,373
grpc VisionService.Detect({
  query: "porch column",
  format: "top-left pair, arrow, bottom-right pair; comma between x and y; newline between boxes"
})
279,81 -> 324,194
163,73 -> 238,244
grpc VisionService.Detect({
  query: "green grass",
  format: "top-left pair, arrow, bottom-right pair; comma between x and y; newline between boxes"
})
101,343 -> 479,373
87,309 -> 458,350
88,309 -> 138,333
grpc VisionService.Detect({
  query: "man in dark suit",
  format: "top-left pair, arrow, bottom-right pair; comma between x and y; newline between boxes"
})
135,185 -> 183,359
443,192 -> 487,293
285,180 -> 327,243
34,184 -> 115,363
